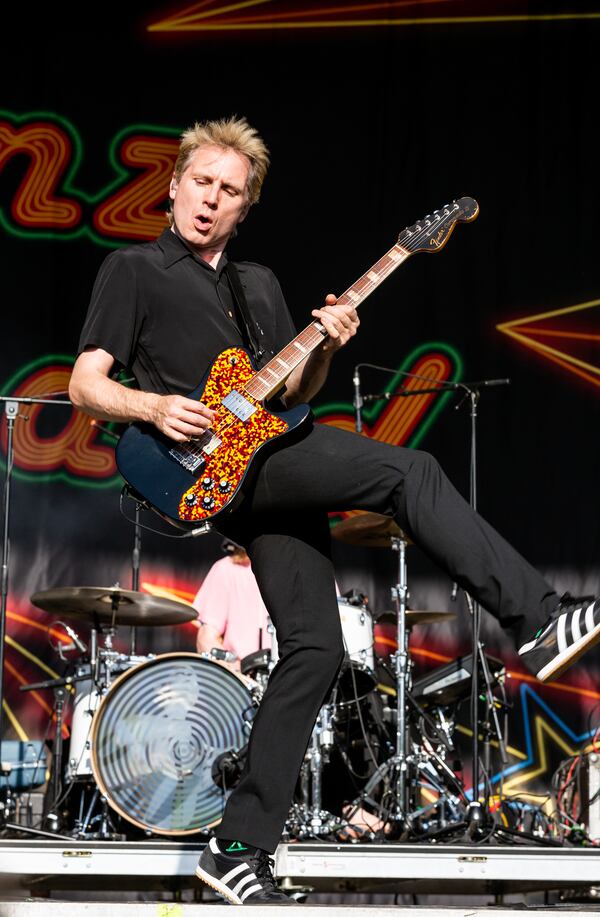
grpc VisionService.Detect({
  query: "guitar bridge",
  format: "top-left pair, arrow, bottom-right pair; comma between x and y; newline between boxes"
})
169,430 -> 222,472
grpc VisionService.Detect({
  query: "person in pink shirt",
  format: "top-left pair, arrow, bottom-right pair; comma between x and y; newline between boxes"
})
193,540 -> 272,670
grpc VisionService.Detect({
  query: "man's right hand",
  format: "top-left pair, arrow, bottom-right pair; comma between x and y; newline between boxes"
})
151,394 -> 215,443
69,347 -> 216,443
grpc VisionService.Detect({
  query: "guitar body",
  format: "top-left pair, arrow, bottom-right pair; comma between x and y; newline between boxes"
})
115,347 -> 311,529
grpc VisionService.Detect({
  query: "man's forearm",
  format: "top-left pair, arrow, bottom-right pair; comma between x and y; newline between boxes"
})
69,371 -> 160,424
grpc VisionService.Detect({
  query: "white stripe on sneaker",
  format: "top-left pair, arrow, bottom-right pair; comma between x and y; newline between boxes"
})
557,613 -> 568,653
209,837 -> 220,854
194,865 -> 242,905
232,871 -> 258,897
221,862 -> 250,885
586,603 -> 595,634
241,883 -> 263,902
571,607 -> 582,643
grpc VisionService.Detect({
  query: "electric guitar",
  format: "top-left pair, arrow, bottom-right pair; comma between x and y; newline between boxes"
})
115,197 -> 479,533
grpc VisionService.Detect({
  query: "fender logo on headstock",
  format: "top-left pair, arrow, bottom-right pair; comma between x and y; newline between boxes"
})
429,230 -> 446,247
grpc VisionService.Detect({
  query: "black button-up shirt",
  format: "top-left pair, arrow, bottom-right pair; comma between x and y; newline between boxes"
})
78,228 -> 297,396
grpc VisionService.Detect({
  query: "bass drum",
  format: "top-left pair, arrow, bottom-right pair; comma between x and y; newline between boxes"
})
90,652 -> 257,836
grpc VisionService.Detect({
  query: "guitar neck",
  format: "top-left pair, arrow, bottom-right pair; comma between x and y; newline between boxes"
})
245,241 -> 411,401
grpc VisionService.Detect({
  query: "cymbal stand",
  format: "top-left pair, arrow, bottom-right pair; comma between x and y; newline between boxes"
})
91,421 -> 140,658
287,702 -> 341,839
390,533 -> 411,825
347,533 -> 412,835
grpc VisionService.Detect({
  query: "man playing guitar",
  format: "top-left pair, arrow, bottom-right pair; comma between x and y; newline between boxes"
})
69,115 -> 600,906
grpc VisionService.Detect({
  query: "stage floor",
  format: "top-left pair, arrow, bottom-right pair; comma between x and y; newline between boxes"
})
1,904 -> 600,917
0,838 -> 599,899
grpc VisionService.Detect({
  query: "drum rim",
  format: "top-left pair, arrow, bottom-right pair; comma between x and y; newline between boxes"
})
89,651 -> 254,836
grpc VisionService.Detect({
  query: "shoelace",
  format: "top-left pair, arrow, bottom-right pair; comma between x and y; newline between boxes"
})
251,852 -> 278,890
551,592 -> 596,620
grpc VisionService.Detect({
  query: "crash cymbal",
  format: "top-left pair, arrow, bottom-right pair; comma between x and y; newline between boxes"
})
375,609 -> 456,626
332,512 -> 412,548
30,586 -> 197,627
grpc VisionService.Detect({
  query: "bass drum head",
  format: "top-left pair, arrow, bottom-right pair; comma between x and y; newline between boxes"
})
90,652 -> 256,836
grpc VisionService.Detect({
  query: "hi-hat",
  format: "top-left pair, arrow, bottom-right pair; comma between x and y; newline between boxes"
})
30,586 -> 197,627
374,609 -> 456,626
332,512 -> 412,548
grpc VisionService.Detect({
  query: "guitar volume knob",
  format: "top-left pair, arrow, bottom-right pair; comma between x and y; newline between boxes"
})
201,477 -> 214,490
184,493 -> 198,506
202,495 -> 215,510
218,479 -> 231,493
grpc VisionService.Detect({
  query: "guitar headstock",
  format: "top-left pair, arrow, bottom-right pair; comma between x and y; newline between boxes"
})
398,197 -> 479,254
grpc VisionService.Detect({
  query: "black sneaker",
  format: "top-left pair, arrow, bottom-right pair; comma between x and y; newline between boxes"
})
519,594 -> 600,682
195,837 -> 297,905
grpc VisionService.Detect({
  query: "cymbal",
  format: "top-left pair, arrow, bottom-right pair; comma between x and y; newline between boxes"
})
30,586 -> 197,627
374,609 -> 456,626
332,513 -> 412,548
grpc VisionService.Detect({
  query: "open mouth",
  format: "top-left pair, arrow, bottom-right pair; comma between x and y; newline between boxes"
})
195,214 -> 213,230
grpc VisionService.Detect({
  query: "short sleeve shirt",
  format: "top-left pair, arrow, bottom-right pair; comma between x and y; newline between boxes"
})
77,228 -> 297,395
192,556 -> 272,660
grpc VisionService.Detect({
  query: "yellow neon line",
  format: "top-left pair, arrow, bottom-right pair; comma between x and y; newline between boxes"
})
141,581 -> 196,603
502,716 -> 576,793
2,700 -> 29,742
514,328 -> 600,342
151,13 -> 600,32
7,610 -> 71,643
149,0 -> 273,28
497,296 -> 600,330
197,0 -> 459,26
455,723 -> 527,761
500,327 -> 600,377
5,634 -> 62,680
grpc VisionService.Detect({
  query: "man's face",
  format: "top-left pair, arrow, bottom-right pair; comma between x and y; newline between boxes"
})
169,144 -> 251,256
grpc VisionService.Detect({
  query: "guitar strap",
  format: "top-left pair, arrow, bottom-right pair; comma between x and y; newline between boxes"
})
224,261 -> 265,366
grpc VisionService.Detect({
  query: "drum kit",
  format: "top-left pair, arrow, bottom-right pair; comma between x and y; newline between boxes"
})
19,511 -> 506,844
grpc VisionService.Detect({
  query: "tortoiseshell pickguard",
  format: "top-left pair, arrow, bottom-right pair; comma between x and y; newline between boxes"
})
178,348 -> 288,522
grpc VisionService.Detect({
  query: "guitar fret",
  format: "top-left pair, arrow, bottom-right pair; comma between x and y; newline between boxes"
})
246,241 -> 412,402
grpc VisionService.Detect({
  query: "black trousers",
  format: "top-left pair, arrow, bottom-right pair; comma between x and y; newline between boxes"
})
215,422 -> 558,852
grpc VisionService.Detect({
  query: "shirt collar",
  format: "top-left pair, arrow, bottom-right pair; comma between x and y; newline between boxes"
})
158,227 -> 228,275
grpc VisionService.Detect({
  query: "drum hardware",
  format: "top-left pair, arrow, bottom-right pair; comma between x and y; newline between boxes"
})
30,585 -> 198,628
340,527 -> 466,839
332,514 -> 456,826
285,702 -> 345,840
70,784 -> 125,841
17,673 -> 91,839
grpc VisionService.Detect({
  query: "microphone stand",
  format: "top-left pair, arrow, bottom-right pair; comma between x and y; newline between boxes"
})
91,421 -> 140,655
0,392 -> 72,837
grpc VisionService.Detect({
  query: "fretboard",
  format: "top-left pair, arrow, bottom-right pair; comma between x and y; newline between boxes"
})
245,241 -> 410,401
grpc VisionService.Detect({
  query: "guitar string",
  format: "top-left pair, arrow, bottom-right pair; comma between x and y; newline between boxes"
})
177,203 -> 463,463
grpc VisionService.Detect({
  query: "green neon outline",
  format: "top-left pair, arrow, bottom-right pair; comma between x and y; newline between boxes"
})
0,353 -> 122,489
313,341 -> 463,448
0,110 -> 181,249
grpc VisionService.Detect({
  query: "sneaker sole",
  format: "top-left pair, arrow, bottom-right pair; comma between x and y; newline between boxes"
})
536,620 -> 600,682
194,865 -> 243,905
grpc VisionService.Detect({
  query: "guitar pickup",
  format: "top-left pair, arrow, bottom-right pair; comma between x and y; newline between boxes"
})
222,390 -> 257,422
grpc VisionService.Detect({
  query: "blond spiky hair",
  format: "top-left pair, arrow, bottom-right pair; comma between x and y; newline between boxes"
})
173,115 -> 270,206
